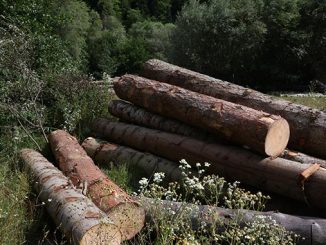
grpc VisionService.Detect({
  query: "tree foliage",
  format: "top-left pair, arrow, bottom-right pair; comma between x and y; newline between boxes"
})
172,0 -> 266,83
172,0 -> 324,89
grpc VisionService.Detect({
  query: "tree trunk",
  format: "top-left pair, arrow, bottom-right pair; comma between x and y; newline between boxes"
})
82,137 -> 183,183
91,119 -> 326,211
114,75 -> 290,158
48,130 -> 145,241
19,148 -> 121,245
139,197 -> 326,245
109,100 -> 325,168
281,150 -> 326,168
82,136 -> 323,217
142,59 -> 326,159
108,100 -> 215,142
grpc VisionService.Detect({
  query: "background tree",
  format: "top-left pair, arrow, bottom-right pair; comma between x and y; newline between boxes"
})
300,0 -> 326,82
171,0 -> 266,84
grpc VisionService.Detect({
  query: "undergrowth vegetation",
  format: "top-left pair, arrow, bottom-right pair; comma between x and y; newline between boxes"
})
130,160 -> 299,244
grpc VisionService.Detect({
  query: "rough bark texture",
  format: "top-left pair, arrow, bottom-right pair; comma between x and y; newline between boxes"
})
139,197 -> 326,245
281,150 -> 326,168
114,74 -> 290,157
82,137 -> 182,183
92,119 -> 326,211
19,148 -> 121,245
48,130 -> 145,240
142,59 -> 326,158
108,100 -> 215,142
108,100 -> 324,169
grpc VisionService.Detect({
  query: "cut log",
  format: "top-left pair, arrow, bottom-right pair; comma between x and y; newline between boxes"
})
82,137 -> 182,183
142,59 -> 326,158
48,130 -> 145,241
108,100 -> 325,168
91,119 -> 326,211
108,100 -> 214,142
139,197 -> 326,245
82,136 -> 324,216
82,137 -> 321,216
19,148 -> 121,245
281,150 -> 326,168
114,75 -> 290,157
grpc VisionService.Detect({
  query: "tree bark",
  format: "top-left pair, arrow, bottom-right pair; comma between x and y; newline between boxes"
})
91,119 -> 326,211
142,59 -> 326,159
108,100 -> 325,169
82,137 -> 183,183
48,130 -> 145,241
139,197 -> 326,245
114,75 -> 290,158
82,137 -> 321,216
108,100 -> 215,142
19,148 -> 121,245
281,150 -> 326,168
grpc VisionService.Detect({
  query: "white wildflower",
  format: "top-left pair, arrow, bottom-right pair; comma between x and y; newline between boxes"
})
153,172 -> 165,183
139,177 -> 149,186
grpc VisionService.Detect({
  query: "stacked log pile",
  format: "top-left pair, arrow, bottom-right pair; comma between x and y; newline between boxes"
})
86,59 -> 326,242
20,59 -> 326,244
142,59 -> 326,159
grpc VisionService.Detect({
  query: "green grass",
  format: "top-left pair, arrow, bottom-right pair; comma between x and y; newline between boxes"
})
0,95 -> 324,244
281,95 -> 326,109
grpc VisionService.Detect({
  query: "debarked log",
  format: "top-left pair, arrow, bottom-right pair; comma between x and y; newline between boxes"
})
91,119 -> 326,211
48,130 -> 145,240
82,137 -> 182,183
142,59 -> 326,159
139,197 -> 326,245
19,148 -> 121,245
114,74 -> 290,157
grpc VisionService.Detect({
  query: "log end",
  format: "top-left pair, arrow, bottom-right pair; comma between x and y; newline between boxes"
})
265,118 -> 290,157
109,202 -> 145,241
80,223 -> 121,245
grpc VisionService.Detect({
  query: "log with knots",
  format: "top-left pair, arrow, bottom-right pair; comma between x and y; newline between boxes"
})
48,130 -> 145,241
142,59 -> 326,159
113,74 -> 290,158
91,119 -> 326,211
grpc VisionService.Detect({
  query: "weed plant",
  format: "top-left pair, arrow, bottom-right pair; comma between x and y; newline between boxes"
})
131,160 -> 299,245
